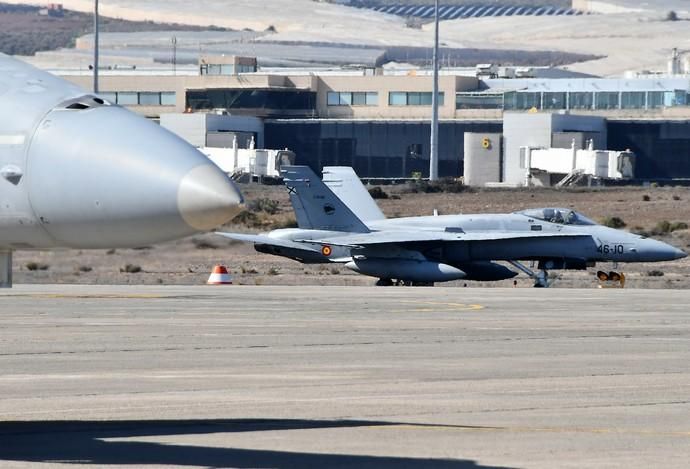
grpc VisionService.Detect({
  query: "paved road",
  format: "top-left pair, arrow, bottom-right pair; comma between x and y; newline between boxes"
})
1,285 -> 689,468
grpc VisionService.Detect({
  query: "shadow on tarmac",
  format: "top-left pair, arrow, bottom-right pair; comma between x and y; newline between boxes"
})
0,418 -> 517,468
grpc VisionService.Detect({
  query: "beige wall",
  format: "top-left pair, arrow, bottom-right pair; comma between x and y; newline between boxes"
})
67,75 -> 183,116
64,74 -> 312,116
63,73 -> 480,119
316,75 -> 478,119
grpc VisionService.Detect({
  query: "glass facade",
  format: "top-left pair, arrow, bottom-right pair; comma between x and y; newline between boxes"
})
666,90 -> 687,106
504,91 -> 542,110
388,92 -> 444,106
569,92 -> 593,110
543,92 -> 567,110
161,92 -> 177,106
237,64 -> 256,74
98,92 -> 117,103
101,91 -> 176,106
327,92 -> 378,106
265,120 -> 501,178
138,92 -> 161,106
388,92 -> 407,106
621,91 -> 645,109
488,90 -> 689,112
595,92 -> 619,110
455,93 -> 503,109
186,89 -> 316,116
116,92 -> 138,105
648,91 -> 664,108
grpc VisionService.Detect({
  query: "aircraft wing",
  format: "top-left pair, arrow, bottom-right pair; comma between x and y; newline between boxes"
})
216,232 -> 322,253
302,231 -> 592,247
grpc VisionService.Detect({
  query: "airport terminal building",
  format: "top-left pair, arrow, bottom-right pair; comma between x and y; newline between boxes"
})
61,56 -> 690,181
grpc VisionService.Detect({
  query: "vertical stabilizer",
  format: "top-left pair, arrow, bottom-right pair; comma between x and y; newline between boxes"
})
281,166 -> 370,233
323,167 -> 386,223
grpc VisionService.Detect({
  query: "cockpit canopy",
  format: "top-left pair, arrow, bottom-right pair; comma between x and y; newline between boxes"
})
517,208 -> 596,226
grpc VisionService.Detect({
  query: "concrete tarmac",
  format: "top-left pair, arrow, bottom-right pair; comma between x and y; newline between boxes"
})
1,285 -> 689,468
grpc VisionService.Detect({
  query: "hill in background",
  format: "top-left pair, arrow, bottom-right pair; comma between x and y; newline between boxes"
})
0,2 -> 232,56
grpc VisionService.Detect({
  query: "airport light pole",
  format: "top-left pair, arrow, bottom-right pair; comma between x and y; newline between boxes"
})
429,0 -> 440,181
93,0 -> 99,93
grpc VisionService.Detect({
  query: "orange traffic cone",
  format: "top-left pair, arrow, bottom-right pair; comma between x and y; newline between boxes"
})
207,265 -> 232,285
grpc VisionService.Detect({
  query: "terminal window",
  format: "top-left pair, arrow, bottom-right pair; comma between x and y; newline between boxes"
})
543,92 -> 567,110
116,92 -> 138,105
187,89 -> 316,113
621,92 -> 645,109
568,92 -> 593,110
388,92 -> 444,106
503,91 -> 541,110
472,89 -> 689,113
595,92 -> 619,110
104,91 -> 176,106
455,93 -> 503,109
647,91 -> 664,108
327,92 -> 378,106
139,92 -> 161,106
201,64 -> 235,75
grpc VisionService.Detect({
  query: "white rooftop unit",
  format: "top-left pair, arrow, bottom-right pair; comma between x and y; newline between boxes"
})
476,63 -> 498,77
514,67 -> 535,78
523,144 -> 635,186
200,146 -> 295,179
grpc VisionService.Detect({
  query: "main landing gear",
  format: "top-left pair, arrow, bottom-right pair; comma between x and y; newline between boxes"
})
508,261 -> 552,288
375,278 -> 435,287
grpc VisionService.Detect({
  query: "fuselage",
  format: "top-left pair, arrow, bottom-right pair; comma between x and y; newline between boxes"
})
0,55 -> 243,250
368,212 -> 686,264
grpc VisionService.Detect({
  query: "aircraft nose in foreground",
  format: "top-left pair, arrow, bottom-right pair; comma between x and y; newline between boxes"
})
26,105 -> 243,248
177,163 -> 244,231
636,238 -> 687,262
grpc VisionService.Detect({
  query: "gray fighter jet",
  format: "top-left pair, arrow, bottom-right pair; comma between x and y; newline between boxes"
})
0,54 -> 243,287
219,166 -> 686,287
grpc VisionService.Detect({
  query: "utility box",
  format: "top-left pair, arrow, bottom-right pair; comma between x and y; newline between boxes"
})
464,133 -> 502,186
160,113 -> 264,149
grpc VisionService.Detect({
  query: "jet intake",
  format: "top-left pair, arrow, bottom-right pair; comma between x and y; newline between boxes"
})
345,258 -> 466,282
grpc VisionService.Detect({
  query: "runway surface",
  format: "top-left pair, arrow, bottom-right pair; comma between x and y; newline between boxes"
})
1,285 -> 689,468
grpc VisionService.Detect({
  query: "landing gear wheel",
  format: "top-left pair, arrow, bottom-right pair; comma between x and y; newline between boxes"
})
376,278 -> 394,287
398,280 -> 434,287
533,270 -> 550,288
